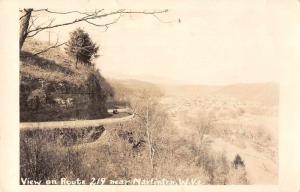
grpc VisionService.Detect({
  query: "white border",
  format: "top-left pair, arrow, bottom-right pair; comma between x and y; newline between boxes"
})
1,0 -> 300,191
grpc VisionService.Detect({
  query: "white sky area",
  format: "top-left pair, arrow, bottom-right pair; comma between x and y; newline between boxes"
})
32,0 -> 300,85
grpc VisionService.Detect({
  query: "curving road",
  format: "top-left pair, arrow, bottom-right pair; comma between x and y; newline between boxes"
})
20,108 -> 134,130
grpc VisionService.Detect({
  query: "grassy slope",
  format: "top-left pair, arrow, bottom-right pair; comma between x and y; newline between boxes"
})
21,39 -> 92,86
20,39 -> 113,121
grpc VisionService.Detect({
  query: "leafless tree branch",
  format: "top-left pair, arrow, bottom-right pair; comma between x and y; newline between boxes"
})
20,9 -> 170,50
19,9 -> 32,20
33,38 -> 66,56
26,9 -> 168,35
31,9 -> 48,12
152,14 -> 173,23
34,8 -> 105,17
28,16 -> 37,30
84,13 -> 123,31
27,18 -> 55,38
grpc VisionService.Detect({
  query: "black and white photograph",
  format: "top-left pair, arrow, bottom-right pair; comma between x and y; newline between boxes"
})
1,0 -> 300,191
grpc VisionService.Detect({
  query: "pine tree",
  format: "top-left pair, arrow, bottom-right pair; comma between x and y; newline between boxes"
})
65,28 -> 99,68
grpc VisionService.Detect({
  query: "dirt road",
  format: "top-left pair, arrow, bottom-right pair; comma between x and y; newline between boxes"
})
20,108 -> 134,130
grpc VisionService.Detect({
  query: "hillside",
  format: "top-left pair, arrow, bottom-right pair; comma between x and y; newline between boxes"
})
162,82 -> 279,106
214,83 -> 279,106
20,39 -> 113,122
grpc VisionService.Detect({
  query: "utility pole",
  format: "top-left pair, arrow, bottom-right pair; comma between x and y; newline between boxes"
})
46,30 -> 53,45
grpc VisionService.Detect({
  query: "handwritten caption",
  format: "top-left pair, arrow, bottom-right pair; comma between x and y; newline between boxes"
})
20,177 -> 203,185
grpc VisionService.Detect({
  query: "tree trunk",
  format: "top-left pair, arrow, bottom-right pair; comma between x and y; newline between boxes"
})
19,9 -> 33,50
75,56 -> 78,68
145,100 -> 155,177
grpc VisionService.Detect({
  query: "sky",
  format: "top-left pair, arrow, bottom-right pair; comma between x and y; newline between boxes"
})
32,0 -> 300,85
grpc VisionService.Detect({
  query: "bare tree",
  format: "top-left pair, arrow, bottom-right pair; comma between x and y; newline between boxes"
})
186,111 -> 213,152
19,8 -> 33,49
195,112 -> 213,150
130,90 -> 166,177
19,9 -> 170,51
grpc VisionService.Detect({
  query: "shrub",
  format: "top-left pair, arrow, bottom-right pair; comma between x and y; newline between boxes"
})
233,154 -> 245,169
196,146 -> 230,184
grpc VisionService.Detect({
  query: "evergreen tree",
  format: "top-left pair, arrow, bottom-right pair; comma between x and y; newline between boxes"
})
65,28 -> 99,68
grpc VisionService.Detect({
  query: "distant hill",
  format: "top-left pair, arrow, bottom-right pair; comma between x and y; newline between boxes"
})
107,78 -> 163,103
161,82 -> 279,106
214,83 -> 279,106
108,79 -> 162,94
107,77 -> 279,106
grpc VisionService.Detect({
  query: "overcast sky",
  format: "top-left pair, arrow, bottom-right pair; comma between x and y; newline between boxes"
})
33,0 -> 300,85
